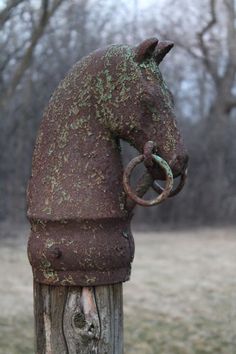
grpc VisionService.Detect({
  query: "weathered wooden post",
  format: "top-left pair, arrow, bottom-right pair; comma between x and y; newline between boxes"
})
27,37 -> 188,353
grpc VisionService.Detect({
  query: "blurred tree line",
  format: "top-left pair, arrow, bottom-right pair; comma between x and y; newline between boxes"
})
1,0 -> 236,227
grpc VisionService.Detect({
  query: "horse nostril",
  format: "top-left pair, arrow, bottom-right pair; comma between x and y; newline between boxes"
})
183,155 -> 189,169
171,154 -> 188,176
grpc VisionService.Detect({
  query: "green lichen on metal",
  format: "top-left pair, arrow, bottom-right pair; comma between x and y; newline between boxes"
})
29,40 -> 180,219
58,124 -> 70,148
140,56 -> 160,73
58,190 -> 73,205
85,275 -> 97,285
70,116 -> 89,130
61,275 -> 76,286
164,126 -> 177,153
152,154 -> 173,179
45,239 -> 55,248
73,46 -> 137,134
40,254 -> 59,282
27,39 -> 187,288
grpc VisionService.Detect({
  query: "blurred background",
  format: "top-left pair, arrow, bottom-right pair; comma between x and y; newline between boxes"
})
0,0 -> 236,353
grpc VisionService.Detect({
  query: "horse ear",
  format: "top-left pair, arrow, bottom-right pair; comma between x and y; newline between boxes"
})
154,41 -> 174,65
135,38 -> 159,63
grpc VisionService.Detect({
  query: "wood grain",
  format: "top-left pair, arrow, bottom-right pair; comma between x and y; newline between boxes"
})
34,281 -> 123,354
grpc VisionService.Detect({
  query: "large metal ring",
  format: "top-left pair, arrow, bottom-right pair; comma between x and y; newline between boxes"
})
152,168 -> 187,198
123,154 -> 173,206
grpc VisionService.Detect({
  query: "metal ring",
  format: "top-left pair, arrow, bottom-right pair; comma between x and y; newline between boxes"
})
152,168 -> 187,198
123,154 -> 173,207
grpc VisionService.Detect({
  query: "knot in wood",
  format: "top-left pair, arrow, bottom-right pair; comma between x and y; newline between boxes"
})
73,312 -> 86,329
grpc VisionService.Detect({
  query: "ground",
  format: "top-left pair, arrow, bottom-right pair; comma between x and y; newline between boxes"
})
0,226 -> 236,354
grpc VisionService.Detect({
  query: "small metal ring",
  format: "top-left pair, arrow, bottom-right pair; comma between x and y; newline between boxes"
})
123,154 -> 173,207
152,168 -> 187,198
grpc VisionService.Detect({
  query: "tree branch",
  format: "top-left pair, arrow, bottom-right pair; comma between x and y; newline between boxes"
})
225,95 -> 236,113
7,0 -> 64,97
224,0 -> 236,68
171,38 -> 202,61
197,0 -> 218,80
0,0 -> 24,28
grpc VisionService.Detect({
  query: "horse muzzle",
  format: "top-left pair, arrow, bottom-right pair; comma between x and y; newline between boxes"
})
169,153 -> 189,178
123,141 -> 188,208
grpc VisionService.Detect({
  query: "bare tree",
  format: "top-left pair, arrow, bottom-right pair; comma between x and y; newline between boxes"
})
0,0 -> 24,28
196,0 -> 236,218
0,0 -> 64,99
0,0 -> 132,221
1,0 -> 235,226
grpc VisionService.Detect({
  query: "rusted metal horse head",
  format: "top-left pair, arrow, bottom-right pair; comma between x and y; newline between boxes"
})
27,38 -> 188,286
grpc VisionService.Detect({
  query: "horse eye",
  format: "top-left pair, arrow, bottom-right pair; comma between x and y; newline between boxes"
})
146,102 -> 158,114
142,91 -> 156,104
141,93 -> 158,114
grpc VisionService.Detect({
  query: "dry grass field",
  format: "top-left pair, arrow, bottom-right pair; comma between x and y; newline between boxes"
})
0,225 -> 236,354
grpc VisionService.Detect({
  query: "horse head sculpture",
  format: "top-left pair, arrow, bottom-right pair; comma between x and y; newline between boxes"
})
27,38 -> 188,286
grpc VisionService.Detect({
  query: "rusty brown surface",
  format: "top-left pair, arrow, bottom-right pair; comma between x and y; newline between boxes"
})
27,37 -> 188,286
28,218 -> 133,286
123,153 -> 174,207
